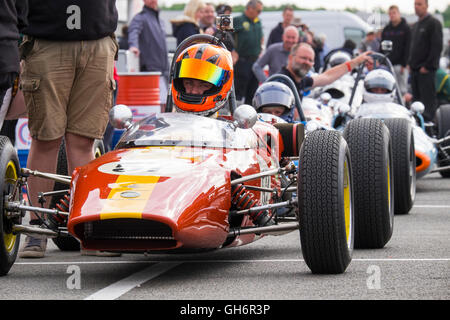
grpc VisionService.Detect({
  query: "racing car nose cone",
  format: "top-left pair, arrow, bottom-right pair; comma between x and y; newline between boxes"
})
120,191 -> 141,198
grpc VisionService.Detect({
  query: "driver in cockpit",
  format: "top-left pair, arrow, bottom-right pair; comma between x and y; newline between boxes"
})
171,43 -> 234,117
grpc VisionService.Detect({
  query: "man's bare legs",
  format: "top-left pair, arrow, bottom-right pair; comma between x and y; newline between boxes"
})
19,133 -> 94,258
64,132 -> 95,174
26,133 -> 94,214
18,137 -> 61,257
26,137 -> 62,213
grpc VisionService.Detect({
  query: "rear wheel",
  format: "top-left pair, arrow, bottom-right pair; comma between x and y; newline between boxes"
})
383,118 -> 416,214
273,123 -> 305,157
435,104 -> 450,178
50,139 -> 105,251
0,136 -> 21,276
298,130 -> 354,274
344,118 -> 394,249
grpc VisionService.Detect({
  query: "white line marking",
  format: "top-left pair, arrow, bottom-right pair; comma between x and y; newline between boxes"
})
84,262 -> 181,300
15,258 -> 450,266
413,205 -> 450,208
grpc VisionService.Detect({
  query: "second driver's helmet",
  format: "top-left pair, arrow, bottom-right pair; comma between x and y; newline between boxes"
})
328,51 -> 352,68
363,69 -> 396,103
252,82 -> 295,122
171,43 -> 233,116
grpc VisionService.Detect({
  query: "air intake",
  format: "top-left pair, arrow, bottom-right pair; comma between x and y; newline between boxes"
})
83,218 -> 173,240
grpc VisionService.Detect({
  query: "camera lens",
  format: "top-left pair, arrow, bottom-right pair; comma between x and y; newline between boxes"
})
222,17 -> 230,26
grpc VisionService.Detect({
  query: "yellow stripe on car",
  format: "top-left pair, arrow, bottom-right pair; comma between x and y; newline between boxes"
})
100,175 -> 160,220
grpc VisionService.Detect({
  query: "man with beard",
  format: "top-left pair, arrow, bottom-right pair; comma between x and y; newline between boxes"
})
279,43 -> 371,99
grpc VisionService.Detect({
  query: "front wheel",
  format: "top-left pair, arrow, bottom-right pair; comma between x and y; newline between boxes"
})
298,130 -> 354,274
0,136 -> 21,276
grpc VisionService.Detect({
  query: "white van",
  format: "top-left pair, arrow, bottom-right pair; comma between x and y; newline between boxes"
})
261,10 -> 373,51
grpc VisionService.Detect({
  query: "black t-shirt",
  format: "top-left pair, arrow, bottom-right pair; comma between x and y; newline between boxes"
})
23,0 -> 118,41
0,0 -> 27,73
279,66 -> 314,99
408,14 -> 443,71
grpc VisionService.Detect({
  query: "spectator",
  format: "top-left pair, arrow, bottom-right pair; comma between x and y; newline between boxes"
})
199,2 -> 215,34
359,30 -> 380,53
170,0 -> 205,47
278,43 -> 371,99
252,26 -> 299,83
199,3 -> 235,54
18,0 -> 119,258
216,4 -> 232,15
443,39 -> 450,60
118,24 -> 129,50
0,0 -> 27,144
318,33 -> 330,67
408,0 -> 443,122
128,0 -> 169,110
233,0 -> 264,104
382,5 -> 411,95
436,59 -> 450,106
266,6 -> 294,48
310,33 -> 325,72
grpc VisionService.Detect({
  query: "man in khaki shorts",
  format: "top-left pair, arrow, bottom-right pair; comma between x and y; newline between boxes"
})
19,1 -> 119,258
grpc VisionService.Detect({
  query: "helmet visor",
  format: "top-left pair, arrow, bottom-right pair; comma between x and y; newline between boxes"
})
176,58 -> 229,87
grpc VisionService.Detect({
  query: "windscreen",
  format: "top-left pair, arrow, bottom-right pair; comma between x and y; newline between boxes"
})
115,113 -> 259,149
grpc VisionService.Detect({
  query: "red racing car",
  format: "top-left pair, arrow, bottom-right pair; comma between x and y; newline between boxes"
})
0,33 -> 394,276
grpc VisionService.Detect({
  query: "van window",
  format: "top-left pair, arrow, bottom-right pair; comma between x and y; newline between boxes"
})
344,28 -> 366,47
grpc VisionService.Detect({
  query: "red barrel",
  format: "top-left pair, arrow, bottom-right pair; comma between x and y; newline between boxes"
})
116,72 -> 162,121
116,72 -> 161,106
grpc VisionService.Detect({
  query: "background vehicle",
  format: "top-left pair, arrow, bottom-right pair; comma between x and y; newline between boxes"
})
311,47 -> 450,213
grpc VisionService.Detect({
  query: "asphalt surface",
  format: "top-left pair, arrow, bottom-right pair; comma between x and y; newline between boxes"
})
1,172 -> 448,306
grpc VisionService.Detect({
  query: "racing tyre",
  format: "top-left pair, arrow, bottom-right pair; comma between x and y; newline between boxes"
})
50,139 -> 105,251
343,118 -> 394,249
298,130 -> 354,274
383,118 -> 416,214
0,136 -> 21,276
435,104 -> 450,178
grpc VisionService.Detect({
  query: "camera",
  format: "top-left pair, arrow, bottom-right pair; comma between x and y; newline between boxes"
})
215,14 -> 233,31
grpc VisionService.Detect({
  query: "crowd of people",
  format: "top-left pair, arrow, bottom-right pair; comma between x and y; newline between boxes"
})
0,0 -> 449,258
119,0 -> 448,122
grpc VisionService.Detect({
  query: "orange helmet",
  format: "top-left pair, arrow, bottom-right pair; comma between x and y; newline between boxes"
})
172,43 -> 233,116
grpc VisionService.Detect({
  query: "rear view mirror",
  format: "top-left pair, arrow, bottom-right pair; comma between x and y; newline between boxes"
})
233,104 -> 257,129
109,104 -> 133,130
